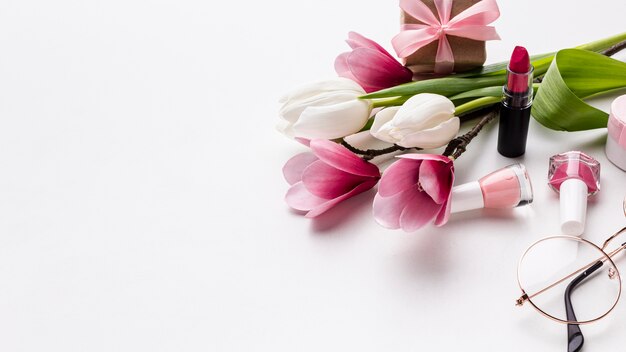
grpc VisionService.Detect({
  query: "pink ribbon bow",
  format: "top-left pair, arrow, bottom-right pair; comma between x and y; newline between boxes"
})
608,113 -> 626,148
392,0 -> 501,74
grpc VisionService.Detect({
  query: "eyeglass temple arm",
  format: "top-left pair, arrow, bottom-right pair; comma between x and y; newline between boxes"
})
564,260 -> 603,352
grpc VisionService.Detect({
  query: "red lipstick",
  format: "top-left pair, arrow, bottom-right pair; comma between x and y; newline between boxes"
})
508,46 -> 531,92
497,46 -> 534,158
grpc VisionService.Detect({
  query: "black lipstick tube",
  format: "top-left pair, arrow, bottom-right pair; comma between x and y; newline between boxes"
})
497,66 -> 534,158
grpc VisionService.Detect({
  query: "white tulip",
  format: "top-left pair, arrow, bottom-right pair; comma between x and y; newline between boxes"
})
278,78 -> 372,140
370,93 -> 459,149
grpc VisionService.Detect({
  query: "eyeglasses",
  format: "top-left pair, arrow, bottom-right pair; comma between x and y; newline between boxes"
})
515,198 -> 626,352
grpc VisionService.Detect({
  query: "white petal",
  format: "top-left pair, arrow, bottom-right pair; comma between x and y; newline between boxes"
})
292,99 -> 371,139
276,119 -> 295,138
280,91 -> 360,123
345,130 -> 394,150
279,77 -> 365,104
370,107 -> 400,144
371,129 -> 396,144
415,98 -> 456,130
397,116 -> 460,149
370,107 -> 399,134
392,93 -> 455,131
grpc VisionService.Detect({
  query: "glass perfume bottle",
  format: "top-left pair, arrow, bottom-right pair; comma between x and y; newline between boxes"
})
548,151 -> 601,236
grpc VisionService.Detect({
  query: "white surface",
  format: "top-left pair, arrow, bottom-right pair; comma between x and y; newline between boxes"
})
559,178 -> 589,236
450,181 -> 484,213
1,0 -> 626,351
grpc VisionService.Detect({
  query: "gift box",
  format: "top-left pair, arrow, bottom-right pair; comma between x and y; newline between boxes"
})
395,0 -> 500,74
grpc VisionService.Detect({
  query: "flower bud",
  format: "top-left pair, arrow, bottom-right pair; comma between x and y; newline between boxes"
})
370,93 -> 459,149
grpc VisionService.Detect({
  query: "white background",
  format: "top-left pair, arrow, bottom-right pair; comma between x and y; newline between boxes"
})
1,0 -> 625,351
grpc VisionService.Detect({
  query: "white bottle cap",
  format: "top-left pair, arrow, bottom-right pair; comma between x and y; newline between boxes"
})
559,178 -> 589,236
450,181 -> 484,214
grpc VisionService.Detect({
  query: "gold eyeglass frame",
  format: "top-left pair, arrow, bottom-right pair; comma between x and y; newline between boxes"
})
515,197 -> 626,325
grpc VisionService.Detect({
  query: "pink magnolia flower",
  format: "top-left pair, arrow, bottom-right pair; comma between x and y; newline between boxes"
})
335,32 -> 413,93
283,139 -> 381,217
373,154 -> 454,232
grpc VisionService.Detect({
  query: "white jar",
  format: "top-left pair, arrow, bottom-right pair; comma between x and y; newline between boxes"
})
606,95 -> 626,171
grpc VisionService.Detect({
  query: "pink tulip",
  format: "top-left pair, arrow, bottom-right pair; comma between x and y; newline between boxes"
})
283,139 -> 381,217
335,32 -> 413,93
373,154 -> 454,232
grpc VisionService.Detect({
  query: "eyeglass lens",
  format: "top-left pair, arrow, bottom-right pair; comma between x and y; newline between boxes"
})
518,237 -> 621,323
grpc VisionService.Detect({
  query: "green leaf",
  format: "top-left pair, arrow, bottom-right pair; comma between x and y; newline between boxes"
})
532,49 -> 626,131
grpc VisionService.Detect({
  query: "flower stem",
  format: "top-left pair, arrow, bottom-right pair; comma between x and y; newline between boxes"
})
454,96 -> 500,116
577,32 -> 626,53
341,140 -> 417,161
599,40 -> 626,57
457,105 -> 499,122
443,106 -> 500,160
371,97 -> 406,108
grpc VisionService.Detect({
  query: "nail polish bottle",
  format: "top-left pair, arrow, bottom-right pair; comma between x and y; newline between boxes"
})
548,151 -> 601,236
450,164 -> 534,213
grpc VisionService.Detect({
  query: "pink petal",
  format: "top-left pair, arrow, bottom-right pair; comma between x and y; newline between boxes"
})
346,31 -> 392,59
309,139 -> 380,178
418,160 -> 453,204
302,160 -> 366,199
378,158 -> 421,197
434,197 -> 452,226
305,179 -> 378,218
397,154 -> 452,163
334,52 -> 357,81
373,186 -> 419,230
399,189 -> 441,232
283,153 -> 318,185
285,182 -> 329,211
294,137 -> 311,147
435,167 -> 455,227
345,48 -> 413,93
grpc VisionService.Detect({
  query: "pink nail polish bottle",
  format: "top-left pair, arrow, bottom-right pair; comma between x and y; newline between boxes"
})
548,151 -> 601,236
451,164 -> 534,213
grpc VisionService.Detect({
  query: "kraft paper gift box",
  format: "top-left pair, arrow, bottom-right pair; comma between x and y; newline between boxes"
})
401,0 -> 487,74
